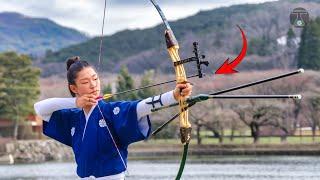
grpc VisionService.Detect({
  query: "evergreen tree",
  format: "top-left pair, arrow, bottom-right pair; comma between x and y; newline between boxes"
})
248,35 -> 273,56
116,66 -> 138,100
287,27 -> 296,48
102,83 -> 116,101
137,70 -> 157,99
297,17 -> 320,70
0,52 -> 40,139
0,67 -> 5,100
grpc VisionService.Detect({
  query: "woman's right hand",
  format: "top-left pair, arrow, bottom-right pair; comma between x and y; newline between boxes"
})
76,94 -> 98,108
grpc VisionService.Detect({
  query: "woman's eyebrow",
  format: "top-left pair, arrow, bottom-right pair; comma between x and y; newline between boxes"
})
79,74 -> 97,81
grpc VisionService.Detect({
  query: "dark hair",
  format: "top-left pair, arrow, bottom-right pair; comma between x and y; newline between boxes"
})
66,56 -> 91,97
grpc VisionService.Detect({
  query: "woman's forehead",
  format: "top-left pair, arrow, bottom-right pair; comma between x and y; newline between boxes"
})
77,67 -> 97,80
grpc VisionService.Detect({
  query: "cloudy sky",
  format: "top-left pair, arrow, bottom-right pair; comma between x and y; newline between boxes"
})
0,0 -> 276,36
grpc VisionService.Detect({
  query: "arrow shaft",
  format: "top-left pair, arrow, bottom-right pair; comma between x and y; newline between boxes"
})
151,94 -> 301,112
151,69 -> 304,136
106,54 -> 302,102
211,69 -> 303,95
151,94 -> 301,136
151,69 -> 303,112
109,74 -> 198,97
207,95 -> 301,99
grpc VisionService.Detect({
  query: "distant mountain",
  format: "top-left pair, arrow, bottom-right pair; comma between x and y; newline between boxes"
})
43,0 -> 320,76
0,12 -> 88,56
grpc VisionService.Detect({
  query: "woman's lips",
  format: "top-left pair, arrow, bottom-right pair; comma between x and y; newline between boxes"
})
96,96 -> 103,100
91,90 -> 100,94
91,90 -> 102,100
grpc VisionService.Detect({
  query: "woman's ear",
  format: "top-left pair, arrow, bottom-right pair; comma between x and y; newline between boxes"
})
69,84 -> 78,95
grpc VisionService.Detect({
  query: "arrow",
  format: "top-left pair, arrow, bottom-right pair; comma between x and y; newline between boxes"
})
150,69 -> 304,136
97,74 -> 197,100
215,25 -> 247,74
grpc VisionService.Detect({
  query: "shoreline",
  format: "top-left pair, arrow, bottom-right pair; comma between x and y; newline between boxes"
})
129,143 -> 320,157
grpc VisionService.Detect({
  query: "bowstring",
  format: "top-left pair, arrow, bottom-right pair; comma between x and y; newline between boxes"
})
97,0 -> 107,72
97,0 -> 129,175
97,105 -> 128,171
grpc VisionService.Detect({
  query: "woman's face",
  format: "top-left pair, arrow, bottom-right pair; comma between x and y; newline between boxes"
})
69,67 -> 101,97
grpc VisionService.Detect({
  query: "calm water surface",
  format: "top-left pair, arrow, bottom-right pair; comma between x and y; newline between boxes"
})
0,156 -> 319,180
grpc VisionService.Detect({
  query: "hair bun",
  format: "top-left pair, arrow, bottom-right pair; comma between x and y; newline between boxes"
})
66,56 -> 81,70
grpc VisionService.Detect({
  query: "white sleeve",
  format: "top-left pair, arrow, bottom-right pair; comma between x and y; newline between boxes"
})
34,98 -> 77,122
136,90 -> 177,119
136,91 -> 177,137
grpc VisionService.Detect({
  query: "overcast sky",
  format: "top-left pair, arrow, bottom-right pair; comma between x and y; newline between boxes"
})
0,0 -> 276,36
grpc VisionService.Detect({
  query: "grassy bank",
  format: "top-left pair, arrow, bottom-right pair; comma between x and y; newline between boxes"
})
140,136 -> 320,145
128,139 -> 320,159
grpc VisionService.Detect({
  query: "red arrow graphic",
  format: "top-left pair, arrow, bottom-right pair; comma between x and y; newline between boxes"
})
215,25 -> 247,74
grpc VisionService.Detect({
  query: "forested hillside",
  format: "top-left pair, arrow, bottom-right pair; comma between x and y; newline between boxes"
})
42,0 -> 320,76
0,12 -> 88,56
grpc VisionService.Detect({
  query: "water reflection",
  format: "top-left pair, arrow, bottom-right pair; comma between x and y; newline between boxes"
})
0,156 -> 319,180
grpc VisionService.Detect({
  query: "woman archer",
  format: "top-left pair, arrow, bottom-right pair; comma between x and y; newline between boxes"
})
34,56 -> 192,179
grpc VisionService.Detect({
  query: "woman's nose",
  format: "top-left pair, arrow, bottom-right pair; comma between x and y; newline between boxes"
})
89,80 -> 97,88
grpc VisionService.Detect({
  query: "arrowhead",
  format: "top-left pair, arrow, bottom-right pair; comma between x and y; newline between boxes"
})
215,58 -> 238,74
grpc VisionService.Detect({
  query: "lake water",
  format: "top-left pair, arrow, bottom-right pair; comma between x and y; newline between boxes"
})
0,156 -> 319,180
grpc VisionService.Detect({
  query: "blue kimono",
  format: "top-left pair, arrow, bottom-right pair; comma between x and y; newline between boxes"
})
43,100 -> 151,178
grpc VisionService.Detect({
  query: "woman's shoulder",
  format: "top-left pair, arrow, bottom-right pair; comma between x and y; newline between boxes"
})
97,100 -> 130,113
99,100 -> 140,108
58,108 -> 82,115
98,100 -> 112,110
99,100 -> 141,117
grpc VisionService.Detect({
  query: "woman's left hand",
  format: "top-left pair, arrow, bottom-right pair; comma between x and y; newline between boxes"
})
173,82 -> 193,101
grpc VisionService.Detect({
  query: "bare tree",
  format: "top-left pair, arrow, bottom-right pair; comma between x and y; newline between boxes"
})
204,116 -> 224,143
305,96 -> 320,142
190,104 -> 210,145
233,104 -> 289,143
191,101 -> 226,144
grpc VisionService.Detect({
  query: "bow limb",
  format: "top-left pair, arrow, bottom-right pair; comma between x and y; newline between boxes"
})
150,0 -> 191,144
149,1 -> 191,179
165,31 -> 191,144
